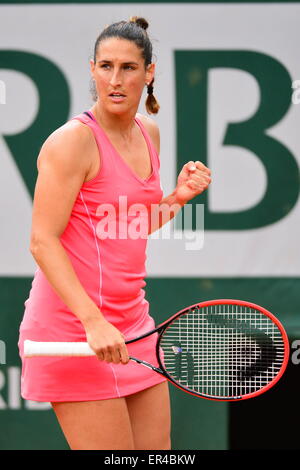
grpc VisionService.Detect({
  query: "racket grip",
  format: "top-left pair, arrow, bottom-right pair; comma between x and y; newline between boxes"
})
24,340 -> 95,357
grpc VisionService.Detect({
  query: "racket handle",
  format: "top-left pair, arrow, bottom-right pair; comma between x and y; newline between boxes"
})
24,340 -> 95,357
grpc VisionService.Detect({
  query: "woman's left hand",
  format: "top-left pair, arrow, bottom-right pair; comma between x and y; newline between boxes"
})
175,160 -> 212,205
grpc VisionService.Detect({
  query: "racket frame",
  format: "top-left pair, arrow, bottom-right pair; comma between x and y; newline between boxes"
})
126,299 -> 290,401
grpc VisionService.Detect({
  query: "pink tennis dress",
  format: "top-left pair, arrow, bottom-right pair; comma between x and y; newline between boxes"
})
18,110 -> 167,402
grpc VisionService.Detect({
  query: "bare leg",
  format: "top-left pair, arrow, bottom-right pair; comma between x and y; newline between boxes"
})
126,381 -> 171,450
51,398 -> 135,450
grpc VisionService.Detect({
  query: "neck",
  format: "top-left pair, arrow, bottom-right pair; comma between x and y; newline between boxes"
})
90,104 -> 136,138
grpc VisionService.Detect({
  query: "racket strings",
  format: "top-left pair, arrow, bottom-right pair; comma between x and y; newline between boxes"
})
159,304 -> 285,399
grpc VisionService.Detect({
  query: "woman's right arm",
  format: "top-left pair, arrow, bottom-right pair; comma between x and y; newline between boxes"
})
30,121 -> 129,365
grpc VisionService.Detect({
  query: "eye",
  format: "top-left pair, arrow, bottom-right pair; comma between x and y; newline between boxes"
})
100,64 -> 110,69
124,65 -> 135,70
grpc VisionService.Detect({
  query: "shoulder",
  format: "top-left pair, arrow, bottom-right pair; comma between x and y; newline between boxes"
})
136,113 -> 160,155
42,119 -> 93,153
37,118 -> 94,172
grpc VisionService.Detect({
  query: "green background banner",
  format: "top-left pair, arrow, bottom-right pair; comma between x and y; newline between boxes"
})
0,1 -> 299,450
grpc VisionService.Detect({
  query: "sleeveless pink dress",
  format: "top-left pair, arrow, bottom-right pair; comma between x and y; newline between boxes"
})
18,110 -> 167,401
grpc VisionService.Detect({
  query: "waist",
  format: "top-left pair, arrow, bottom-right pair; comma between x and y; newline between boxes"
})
20,292 -> 150,339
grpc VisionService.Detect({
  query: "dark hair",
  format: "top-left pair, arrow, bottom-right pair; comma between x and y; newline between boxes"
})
90,16 -> 160,114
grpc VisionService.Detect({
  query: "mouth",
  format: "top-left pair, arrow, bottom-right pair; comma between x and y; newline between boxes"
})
109,92 -> 126,101
109,92 -> 126,96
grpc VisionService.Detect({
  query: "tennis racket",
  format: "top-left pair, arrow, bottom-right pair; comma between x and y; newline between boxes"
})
24,299 -> 289,401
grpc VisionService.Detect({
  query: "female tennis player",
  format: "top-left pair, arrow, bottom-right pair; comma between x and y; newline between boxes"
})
18,17 -> 211,450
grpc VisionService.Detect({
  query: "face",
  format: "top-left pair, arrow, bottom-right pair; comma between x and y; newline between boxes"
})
90,37 -> 155,115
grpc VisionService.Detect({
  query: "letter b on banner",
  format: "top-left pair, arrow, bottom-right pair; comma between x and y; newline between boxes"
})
175,50 -> 299,230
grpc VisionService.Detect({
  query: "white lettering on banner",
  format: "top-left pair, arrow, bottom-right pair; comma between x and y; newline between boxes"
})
0,367 -> 51,410
25,400 -> 51,410
0,341 -> 5,365
8,367 -> 21,409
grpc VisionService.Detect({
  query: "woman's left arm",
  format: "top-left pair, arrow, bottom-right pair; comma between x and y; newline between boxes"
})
138,114 -> 211,234
148,160 -> 211,234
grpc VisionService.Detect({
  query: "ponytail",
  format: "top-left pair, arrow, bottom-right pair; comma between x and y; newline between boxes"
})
145,78 -> 160,114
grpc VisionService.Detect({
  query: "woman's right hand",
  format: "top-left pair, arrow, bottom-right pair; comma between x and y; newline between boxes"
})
84,317 -> 130,365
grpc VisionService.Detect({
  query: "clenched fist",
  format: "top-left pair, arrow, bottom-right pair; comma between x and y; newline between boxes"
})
175,161 -> 211,205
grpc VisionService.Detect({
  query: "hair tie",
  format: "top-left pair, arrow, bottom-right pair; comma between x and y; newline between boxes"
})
147,84 -> 154,95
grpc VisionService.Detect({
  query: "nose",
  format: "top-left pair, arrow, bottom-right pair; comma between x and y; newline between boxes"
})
109,67 -> 122,88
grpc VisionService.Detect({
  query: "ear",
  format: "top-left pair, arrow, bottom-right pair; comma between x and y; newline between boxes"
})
90,59 -> 96,78
145,63 -> 155,85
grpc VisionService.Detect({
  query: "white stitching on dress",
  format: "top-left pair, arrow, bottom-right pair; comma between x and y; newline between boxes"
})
79,191 -> 103,308
79,190 -> 121,397
109,364 -> 121,398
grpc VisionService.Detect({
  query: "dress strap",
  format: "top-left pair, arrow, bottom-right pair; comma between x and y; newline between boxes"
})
134,116 -> 160,171
83,111 -> 96,122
